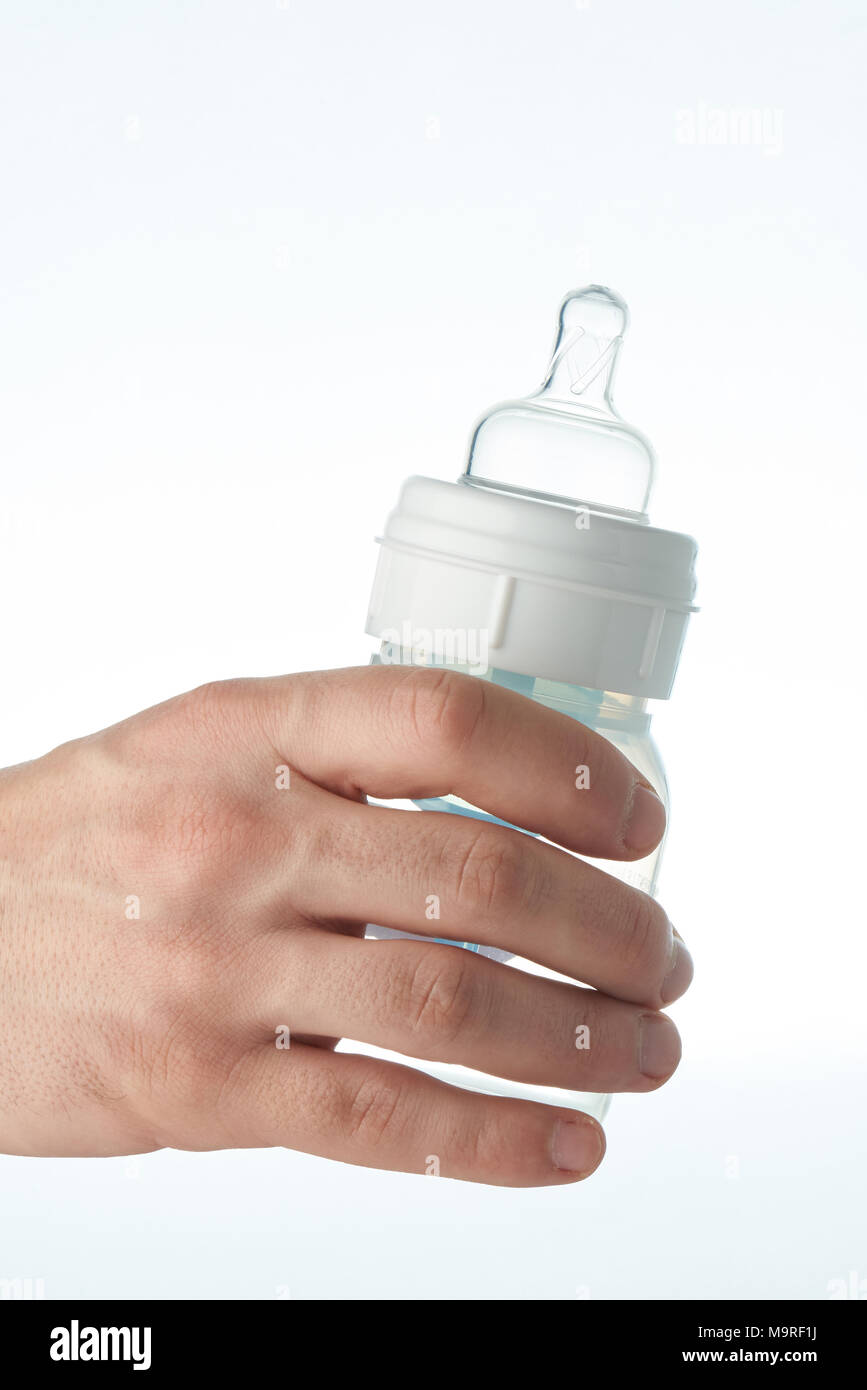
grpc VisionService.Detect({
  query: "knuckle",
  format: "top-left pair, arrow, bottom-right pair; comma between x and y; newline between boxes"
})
292,806 -> 345,878
392,667 -> 487,758
280,806 -> 361,914
210,1049 -> 262,1145
129,929 -> 240,1091
132,998 -> 231,1131
108,681 -> 235,764
169,679 -> 247,737
161,925 -> 230,1000
449,826 -> 532,919
618,890 -> 670,975
343,1072 -> 408,1149
464,1111 -> 513,1173
403,946 -> 477,1048
152,787 -> 261,888
138,679 -> 257,768
105,706 -> 265,891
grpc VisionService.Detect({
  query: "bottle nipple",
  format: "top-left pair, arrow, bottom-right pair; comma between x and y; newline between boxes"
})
463,285 -> 656,519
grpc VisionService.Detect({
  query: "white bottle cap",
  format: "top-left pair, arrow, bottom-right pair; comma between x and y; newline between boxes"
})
366,288 -> 697,699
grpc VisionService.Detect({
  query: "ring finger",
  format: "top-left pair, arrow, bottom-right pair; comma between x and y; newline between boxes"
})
250,928 -> 682,1093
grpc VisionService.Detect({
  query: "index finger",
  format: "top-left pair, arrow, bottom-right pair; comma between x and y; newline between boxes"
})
257,665 -> 665,861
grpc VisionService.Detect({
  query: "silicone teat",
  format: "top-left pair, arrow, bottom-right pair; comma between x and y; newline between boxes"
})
463,286 -> 655,519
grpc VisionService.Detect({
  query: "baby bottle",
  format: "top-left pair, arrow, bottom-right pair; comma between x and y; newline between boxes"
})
363,286 -> 698,1121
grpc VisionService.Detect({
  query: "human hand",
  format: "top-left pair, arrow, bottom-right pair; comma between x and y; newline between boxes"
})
0,665 -> 691,1185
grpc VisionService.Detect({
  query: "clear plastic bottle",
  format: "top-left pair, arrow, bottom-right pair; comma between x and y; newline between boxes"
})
363,287 -> 697,1121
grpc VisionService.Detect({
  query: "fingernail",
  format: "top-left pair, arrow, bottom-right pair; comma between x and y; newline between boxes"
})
639,1013 -> 682,1079
661,936 -> 694,1005
551,1117 -> 605,1175
624,782 -> 666,853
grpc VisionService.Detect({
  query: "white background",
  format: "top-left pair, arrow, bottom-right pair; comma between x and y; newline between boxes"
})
1,0 -> 865,1299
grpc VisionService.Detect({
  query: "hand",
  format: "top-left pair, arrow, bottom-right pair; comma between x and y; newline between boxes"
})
0,665 -> 691,1185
